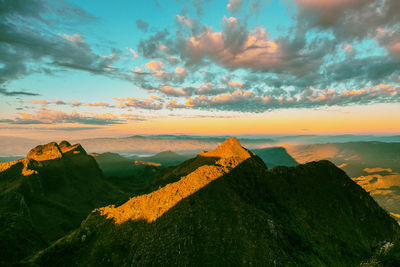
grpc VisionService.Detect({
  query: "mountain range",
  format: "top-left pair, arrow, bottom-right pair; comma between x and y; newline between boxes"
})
16,137 -> 400,266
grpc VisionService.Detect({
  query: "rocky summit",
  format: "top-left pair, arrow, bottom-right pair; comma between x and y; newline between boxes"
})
0,141 -> 127,266
27,138 -> 400,267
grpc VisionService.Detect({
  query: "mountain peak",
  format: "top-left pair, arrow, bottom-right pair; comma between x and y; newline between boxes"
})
200,137 -> 253,160
26,142 -> 63,161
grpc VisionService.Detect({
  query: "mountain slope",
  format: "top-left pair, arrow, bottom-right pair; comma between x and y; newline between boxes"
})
29,138 -> 400,266
0,141 -> 129,265
285,142 -> 400,222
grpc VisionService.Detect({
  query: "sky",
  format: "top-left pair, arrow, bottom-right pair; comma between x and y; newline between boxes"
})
0,0 -> 399,139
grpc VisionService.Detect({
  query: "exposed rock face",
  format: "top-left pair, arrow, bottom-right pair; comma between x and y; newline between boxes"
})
26,142 -> 63,162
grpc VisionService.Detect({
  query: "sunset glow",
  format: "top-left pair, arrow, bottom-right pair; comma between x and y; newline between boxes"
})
0,0 -> 399,138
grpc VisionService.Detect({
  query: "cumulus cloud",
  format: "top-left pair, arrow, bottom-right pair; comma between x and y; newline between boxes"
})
146,60 -> 164,70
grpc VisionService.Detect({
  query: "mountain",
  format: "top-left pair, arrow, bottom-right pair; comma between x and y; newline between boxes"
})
253,147 -> 298,168
90,152 -> 138,177
285,142 -> 400,222
28,138 -> 400,266
133,150 -> 192,167
89,152 -> 162,195
0,141 -> 129,265
73,136 -> 275,155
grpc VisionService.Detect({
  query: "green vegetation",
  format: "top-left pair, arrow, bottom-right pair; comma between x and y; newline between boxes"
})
27,141 -> 400,266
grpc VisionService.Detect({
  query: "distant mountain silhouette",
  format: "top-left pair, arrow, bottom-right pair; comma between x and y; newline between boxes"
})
0,141 -> 129,265
28,138 -> 400,266
134,150 -> 192,167
72,136 -> 275,155
253,147 -> 298,168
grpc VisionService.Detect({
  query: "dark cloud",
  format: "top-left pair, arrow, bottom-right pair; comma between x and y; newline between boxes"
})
137,30 -> 170,58
0,0 -> 119,89
295,0 -> 400,42
0,88 -> 40,96
136,19 -> 149,31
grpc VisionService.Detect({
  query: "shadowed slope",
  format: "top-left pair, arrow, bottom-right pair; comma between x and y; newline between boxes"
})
29,138 -> 400,266
285,142 -> 400,223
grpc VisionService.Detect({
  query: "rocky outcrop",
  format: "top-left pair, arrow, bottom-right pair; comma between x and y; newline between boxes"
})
26,142 -> 63,162
0,140 -> 127,265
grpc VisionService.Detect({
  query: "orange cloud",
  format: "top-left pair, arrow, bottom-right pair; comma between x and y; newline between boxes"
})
146,60 -> 164,71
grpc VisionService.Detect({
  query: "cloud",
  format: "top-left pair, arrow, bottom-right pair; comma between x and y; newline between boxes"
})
175,15 -> 193,28
0,108 -> 124,125
0,0 -> 120,89
146,60 -> 164,70
0,88 -> 40,96
0,126 -> 103,131
159,85 -> 193,97
227,0 -> 244,13
114,96 -> 164,110
128,48 -> 139,59
175,67 -> 186,76
86,102 -> 111,107
294,0 -> 400,42
30,99 -> 112,108
31,100 -> 50,105
166,85 -> 400,112
376,28 -> 400,60
136,19 -> 149,31
195,83 -> 231,95
137,30 -> 169,58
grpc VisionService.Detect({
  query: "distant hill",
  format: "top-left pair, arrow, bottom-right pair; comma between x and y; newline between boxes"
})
0,141 -> 130,265
253,147 -> 298,168
285,141 -> 400,222
0,156 -> 22,163
74,136 -> 275,155
89,152 -> 162,194
134,150 -> 192,167
29,138 -> 400,266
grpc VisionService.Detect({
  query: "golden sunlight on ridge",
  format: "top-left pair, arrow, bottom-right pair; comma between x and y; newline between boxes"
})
97,137 -> 254,224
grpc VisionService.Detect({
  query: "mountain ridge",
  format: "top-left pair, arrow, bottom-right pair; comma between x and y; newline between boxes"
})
28,137 -> 400,266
